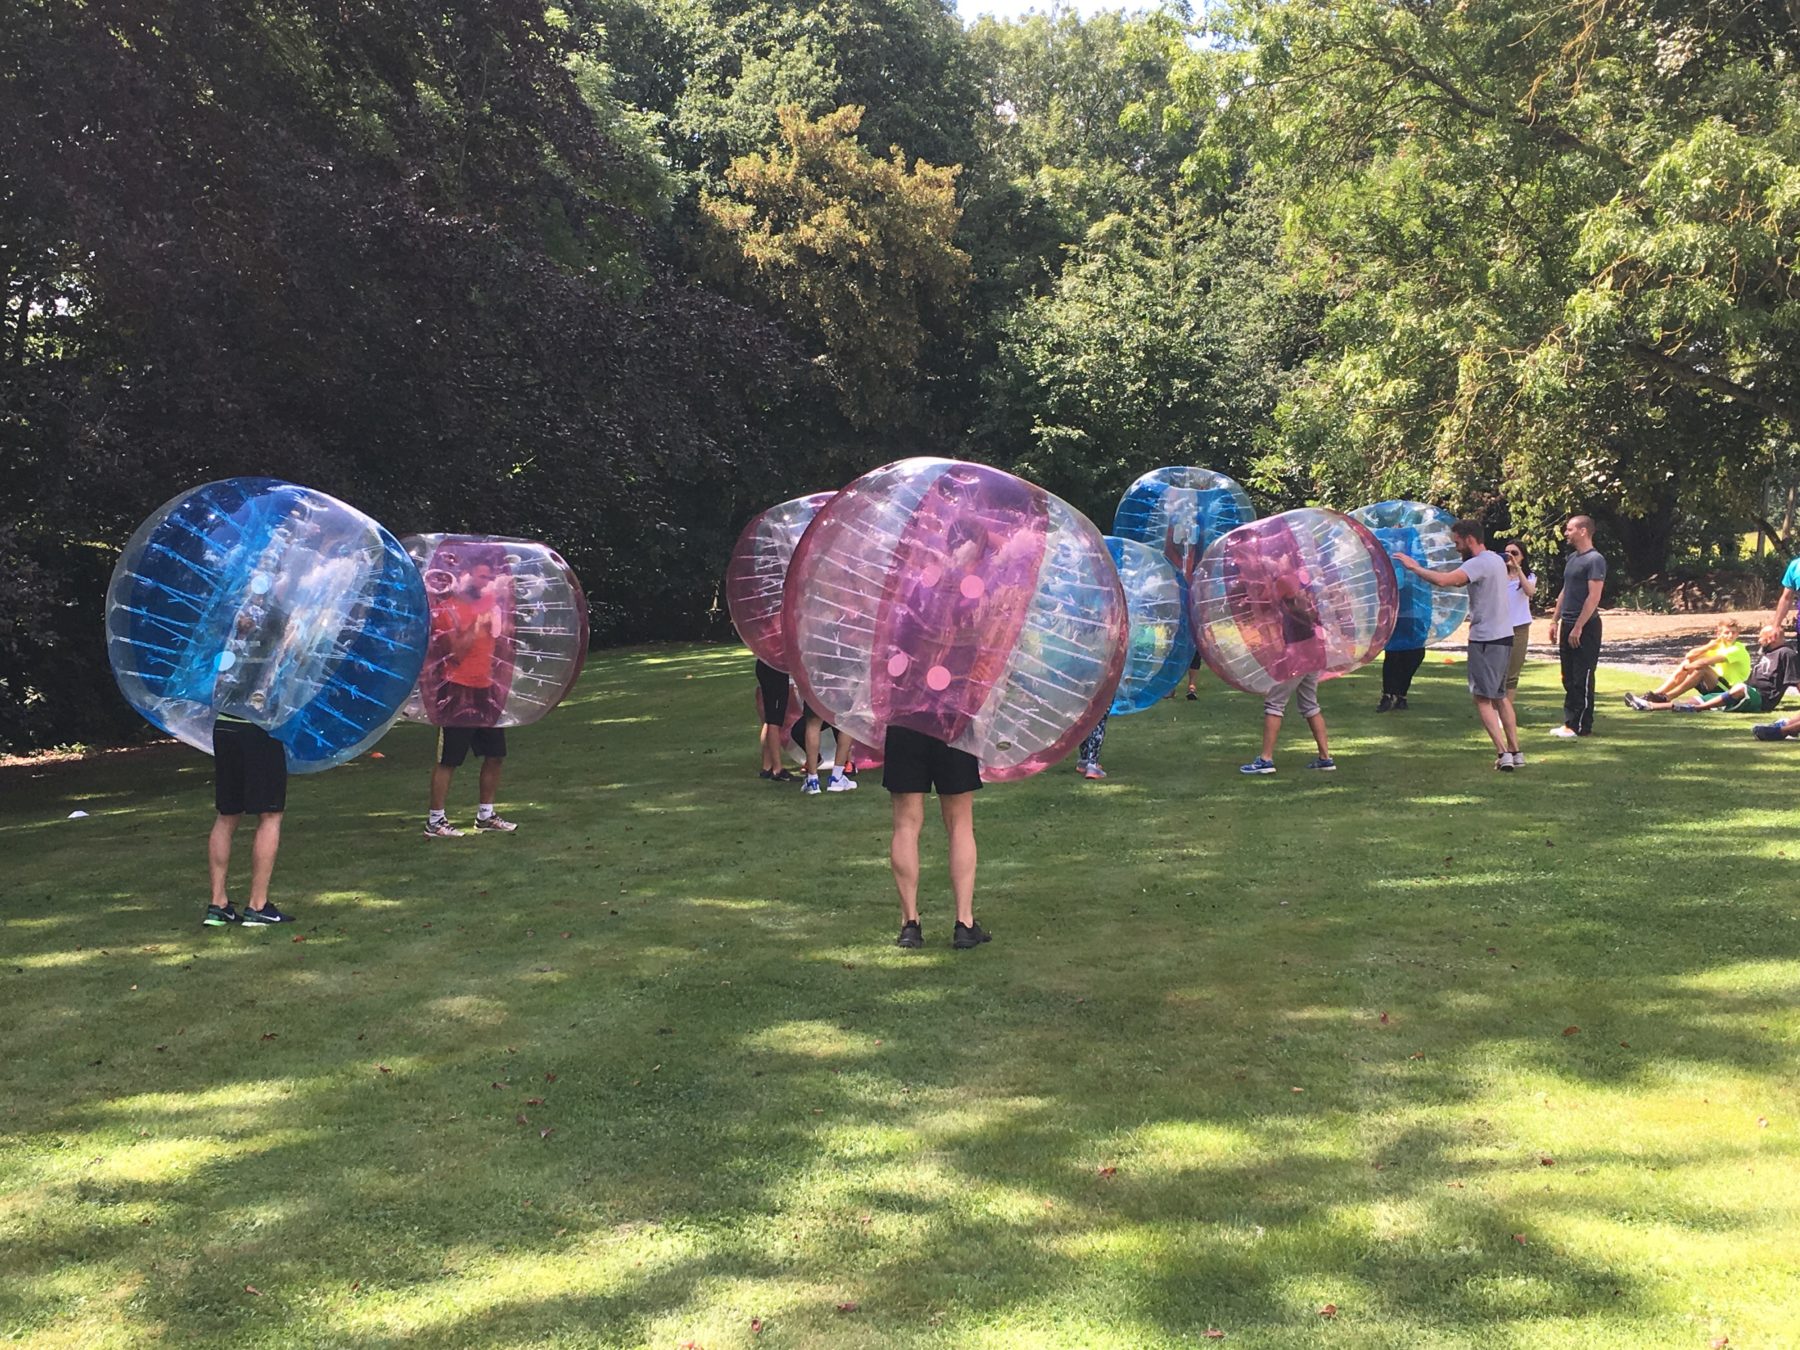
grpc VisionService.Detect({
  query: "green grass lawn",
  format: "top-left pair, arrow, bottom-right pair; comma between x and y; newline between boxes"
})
3,646 -> 1798,1348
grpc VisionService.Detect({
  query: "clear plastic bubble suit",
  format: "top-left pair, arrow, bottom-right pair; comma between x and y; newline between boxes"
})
725,492 -> 837,670
106,478 -> 429,771
400,535 -> 589,728
1192,508 -> 1398,695
1105,536 -> 1196,714
1113,466 -> 1256,590
783,458 -> 1127,781
1348,501 -> 1469,650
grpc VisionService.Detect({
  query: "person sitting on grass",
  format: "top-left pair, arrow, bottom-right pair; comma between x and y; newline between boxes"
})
1624,620 -> 1749,709
1628,625 -> 1797,716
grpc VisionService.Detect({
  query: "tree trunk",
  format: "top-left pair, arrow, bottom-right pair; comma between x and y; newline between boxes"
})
1608,501 -> 1677,580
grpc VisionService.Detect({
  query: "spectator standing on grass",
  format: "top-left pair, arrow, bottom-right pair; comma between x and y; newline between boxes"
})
1549,515 -> 1607,739
1776,550 -> 1800,646
1394,521 -> 1524,771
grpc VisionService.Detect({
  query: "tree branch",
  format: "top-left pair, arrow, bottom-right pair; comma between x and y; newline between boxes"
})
1627,343 -> 1799,429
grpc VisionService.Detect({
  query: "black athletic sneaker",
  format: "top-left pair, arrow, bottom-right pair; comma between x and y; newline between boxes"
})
758,768 -> 775,780
772,769 -> 797,782
1393,696 -> 1408,711
1376,693 -> 1395,712
241,901 -> 294,926
203,902 -> 242,928
952,920 -> 992,950
896,920 -> 923,949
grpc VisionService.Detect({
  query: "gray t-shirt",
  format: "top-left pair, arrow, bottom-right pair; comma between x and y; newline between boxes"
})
1558,548 -> 1607,620
1461,549 -> 1511,641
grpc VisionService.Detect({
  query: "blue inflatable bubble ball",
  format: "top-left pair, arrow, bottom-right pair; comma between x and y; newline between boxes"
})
105,478 -> 430,771
1348,500 -> 1470,650
1105,536 -> 1196,714
1112,467 -> 1255,590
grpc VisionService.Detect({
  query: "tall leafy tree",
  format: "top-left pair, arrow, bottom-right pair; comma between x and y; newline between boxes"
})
1208,0 -> 1800,570
701,104 -> 972,427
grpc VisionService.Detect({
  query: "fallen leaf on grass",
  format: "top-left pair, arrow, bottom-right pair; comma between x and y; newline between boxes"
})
545,1072 -> 557,1082
1711,1338 -> 1729,1349
376,1065 -> 391,1074
1097,1165 -> 1117,1178
1378,1012 -> 1389,1025
291,935 -> 305,943
516,1114 -> 530,1126
1540,1156 -> 1555,1166
1620,1041 -> 1630,1048
526,1097 -> 545,1107
835,1301 -> 859,1314
1291,1086 -> 1305,1094
1562,1026 -> 1580,1037
1512,1233 -> 1527,1244
1318,1303 -> 1338,1318
1204,1330 -> 1225,1340
1758,1118 -> 1769,1129
1409,1052 -> 1425,1060
244,1284 -> 261,1296
540,1128 -> 555,1140
749,1317 -> 763,1333
261,1032 -> 277,1041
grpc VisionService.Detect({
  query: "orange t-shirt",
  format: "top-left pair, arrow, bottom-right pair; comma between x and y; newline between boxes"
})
436,594 -> 498,688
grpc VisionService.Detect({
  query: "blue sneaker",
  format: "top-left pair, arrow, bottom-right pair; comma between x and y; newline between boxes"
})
241,901 -> 293,926
1239,757 -> 1276,775
1304,756 -> 1337,771
801,775 -> 821,795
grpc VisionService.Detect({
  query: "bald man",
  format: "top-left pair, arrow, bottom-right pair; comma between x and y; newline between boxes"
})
1548,515 -> 1607,738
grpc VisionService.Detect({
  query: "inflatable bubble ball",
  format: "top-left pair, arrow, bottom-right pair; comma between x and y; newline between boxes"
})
1112,466 -> 1256,588
783,458 -> 1126,781
1348,501 -> 1469,650
106,478 -> 429,771
401,535 -> 589,728
725,491 -> 838,669
1105,536 -> 1196,714
1192,507 -> 1398,696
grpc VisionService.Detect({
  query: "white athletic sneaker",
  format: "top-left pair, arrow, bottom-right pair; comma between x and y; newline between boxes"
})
1549,726 -> 1579,739
826,773 -> 858,792
1510,750 -> 1526,767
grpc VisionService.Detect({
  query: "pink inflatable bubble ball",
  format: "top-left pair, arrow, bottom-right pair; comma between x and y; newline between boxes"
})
725,491 -> 838,669
783,459 -> 1126,781
401,535 -> 589,728
1192,508 -> 1398,696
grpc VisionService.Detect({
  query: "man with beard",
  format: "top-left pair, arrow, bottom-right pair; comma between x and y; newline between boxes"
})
1394,520 -> 1523,771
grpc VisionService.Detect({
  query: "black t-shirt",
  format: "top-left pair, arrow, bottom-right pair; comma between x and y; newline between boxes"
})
1748,645 -> 1800,700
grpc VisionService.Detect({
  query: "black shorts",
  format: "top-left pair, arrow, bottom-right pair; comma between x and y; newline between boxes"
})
214,717 -> 287,816
436,681 -> 506,726
755,660 -> 790,726
881,725 -> 982,796
438,726 -> 507,767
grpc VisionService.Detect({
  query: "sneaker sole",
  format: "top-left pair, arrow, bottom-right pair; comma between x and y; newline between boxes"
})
202,917 -> 235,927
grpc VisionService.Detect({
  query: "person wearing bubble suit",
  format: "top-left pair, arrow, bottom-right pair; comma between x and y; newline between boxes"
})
106,478 -> 430,928
1076,536 -> 1196,780
1349,501 -> 1470,713
1189,509 -> 1396,774
724,490 -> 837,784
406,535 -> 590,837
1393,520 -> 1525,771
1113,466 -> 1255,701
783,459 -> 1126,950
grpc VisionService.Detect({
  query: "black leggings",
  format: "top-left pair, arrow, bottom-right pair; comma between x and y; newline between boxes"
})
1382,646 -> 1427,697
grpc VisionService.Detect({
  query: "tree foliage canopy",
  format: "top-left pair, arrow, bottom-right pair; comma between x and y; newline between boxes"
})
4,0 -> 1797,749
